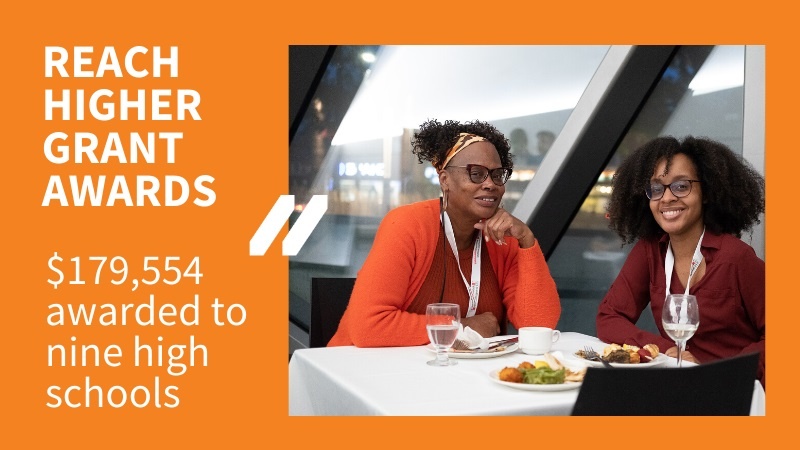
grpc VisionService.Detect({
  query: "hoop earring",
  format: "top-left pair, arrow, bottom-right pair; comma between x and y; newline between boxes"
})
442,190 -> 448,210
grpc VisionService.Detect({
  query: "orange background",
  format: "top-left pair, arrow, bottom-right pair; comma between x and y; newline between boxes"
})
1,1 -> 793,448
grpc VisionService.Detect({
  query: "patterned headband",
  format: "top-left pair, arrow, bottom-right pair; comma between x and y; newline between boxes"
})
434,132 -> 488,171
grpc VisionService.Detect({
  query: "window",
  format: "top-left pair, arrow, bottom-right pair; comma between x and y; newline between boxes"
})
549,45 -> 747,336
289,45 -> 610,335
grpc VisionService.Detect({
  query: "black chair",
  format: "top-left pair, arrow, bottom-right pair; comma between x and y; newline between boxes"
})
571,352 -> 760,416
309,277 -> 356,348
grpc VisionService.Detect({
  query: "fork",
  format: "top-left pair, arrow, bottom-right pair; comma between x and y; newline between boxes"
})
451,339 -> 471,351
583,346 -> 614,368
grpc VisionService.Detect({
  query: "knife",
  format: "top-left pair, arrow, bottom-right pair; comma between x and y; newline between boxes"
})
486,337 -> 518,349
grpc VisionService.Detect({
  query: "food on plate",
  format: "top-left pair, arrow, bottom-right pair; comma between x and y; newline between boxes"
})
498,364 -> 563,384
533,360 -> 550,369
497,353 -> 585,384
498,367 -> 524,383
541,352 -> 561,370
575,343 -> 660,364
523,366 -> 565,385
517,361 -> 535,370
563,369 -> 585,383
605,349 -> 632,363
642,343 -> 659,358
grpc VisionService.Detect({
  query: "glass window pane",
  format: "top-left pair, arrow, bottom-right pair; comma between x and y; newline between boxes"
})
289,45 -> 610,332
550,45 -> 746,336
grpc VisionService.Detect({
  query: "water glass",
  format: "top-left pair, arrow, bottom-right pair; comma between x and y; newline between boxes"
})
426,303 -> 460,366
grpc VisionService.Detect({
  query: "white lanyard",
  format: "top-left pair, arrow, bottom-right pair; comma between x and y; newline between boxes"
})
441,211 -> 482,317
665,227 -> 705,296
665,228 -> 704,323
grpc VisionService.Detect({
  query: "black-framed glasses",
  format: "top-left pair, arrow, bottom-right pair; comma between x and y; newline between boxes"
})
446,164 -> 512,186
645,179 -> 701,200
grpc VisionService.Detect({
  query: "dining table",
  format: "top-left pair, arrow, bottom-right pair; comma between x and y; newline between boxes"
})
288,331 -> 765,416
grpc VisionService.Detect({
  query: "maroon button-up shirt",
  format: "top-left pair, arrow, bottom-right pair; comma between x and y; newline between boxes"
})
596,231 -> 765,388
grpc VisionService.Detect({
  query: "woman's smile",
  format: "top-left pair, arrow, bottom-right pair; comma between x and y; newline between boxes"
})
659,207 -> 685,220
475,195 -> 499,208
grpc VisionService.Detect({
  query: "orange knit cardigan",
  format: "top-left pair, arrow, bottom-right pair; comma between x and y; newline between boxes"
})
327,199 -> 561,347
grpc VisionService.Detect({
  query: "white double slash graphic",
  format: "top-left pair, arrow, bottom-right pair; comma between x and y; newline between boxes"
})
249,195 -> 328,256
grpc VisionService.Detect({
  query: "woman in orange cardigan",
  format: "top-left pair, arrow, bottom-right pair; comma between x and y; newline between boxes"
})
328,119 -> 560,347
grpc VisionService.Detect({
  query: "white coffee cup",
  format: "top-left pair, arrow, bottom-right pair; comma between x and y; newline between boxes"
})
518,327 -> 561,355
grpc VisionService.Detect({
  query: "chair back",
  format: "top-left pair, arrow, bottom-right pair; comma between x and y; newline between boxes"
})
571,352 -> 760,415
310,277 -> 356,348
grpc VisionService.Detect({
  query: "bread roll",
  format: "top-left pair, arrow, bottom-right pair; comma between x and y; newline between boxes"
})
643,343 -> 659,357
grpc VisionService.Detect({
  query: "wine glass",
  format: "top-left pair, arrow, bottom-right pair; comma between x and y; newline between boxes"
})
426,303 -> 461,366
662,294 -> 700,368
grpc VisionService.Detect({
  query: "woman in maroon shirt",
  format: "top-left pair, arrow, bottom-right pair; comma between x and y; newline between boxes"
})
596,136 -> 765,388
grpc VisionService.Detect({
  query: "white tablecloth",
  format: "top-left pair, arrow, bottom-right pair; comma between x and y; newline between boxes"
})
289,332 -> 765,416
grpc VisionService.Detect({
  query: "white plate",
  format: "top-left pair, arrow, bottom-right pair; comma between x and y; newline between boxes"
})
488,369 -> 582,391
569,348 -> 668,368
427,342 -> 519,359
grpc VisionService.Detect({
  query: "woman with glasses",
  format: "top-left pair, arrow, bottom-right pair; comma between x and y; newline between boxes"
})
328,119 -> 560,347
596,136 -> 766,388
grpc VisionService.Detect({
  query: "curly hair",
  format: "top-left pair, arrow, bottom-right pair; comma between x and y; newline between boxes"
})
607,136 -> 765,244
410,119 -> 513,169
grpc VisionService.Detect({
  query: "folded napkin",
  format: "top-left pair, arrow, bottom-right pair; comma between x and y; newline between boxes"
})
456,325 -> 489,350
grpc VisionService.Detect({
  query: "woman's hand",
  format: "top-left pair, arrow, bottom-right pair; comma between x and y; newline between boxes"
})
474,207 -> 536,248
665,346 -> 700,364
460,312 -> 500,338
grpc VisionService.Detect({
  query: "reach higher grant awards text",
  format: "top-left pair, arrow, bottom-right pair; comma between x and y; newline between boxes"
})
41,45 -> 216,207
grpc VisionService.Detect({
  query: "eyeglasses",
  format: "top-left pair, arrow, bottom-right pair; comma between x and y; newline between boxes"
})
446,164 -> 512,186
645,179 -> 701,200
